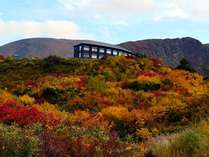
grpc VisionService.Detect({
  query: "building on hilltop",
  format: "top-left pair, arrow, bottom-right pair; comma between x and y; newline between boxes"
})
74,41 -> 135,59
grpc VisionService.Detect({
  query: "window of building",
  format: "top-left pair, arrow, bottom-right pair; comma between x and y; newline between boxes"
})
106,49 -> 112,54
99,48 -> 105,53
79,46 -> 82,51
92,47 -> 98,52
91,54 -> 97,59
118,52 -> 123,56
113,50 -> 118,55
83,53 -> 90,58
83,46 -> 90,51
79,53 -> 82,58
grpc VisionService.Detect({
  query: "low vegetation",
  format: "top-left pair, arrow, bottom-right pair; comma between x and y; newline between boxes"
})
0,55 -> 208,157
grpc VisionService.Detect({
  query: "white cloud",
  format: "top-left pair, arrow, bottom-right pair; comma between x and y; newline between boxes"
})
58,0 -> 155,19
0,20 -> 93,40
154,0 -> 209,21
57,0 -> 209,22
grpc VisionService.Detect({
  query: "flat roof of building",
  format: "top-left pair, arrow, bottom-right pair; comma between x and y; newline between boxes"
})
74,40 -> 132,53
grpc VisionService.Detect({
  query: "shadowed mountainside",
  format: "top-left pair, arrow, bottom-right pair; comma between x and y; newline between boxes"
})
119,37 -> 209,73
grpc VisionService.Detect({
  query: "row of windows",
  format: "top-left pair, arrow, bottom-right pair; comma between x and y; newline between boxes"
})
78,51 -> 131,59
79,53 -> 104,59
79,45 -> 127,56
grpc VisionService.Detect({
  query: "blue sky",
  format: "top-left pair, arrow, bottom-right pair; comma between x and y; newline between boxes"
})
0,0 -> 209,46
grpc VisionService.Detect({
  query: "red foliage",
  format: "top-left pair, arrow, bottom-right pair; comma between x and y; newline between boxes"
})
0,101 -> 45,126
152,91 -> 164,97
76,77 -> 87,90
137,71 -> 159,77
41,131 -> 98,157
46,113 -> 62,126
103,131 -> 121,157
176,87 -> 190,96
24,80 -> 38,89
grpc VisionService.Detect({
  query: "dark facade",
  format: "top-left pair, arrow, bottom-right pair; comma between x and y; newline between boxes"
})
74,42 -> 135,59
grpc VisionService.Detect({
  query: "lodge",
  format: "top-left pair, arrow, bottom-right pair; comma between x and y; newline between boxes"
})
74,41 -> 135,59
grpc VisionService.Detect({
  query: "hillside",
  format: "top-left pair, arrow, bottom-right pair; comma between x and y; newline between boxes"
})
0,38 -> 125,58
0,56 -> 208,156
0,38 -> 78,58
0,37 -> 208,75
119,37 -> 209,74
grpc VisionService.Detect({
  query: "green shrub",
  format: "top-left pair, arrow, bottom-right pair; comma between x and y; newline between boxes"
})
125,81 -> 160,91
176,58 -> 195,72
41,87 -> 65,104
87,77 -> 107,93
151,124 -> 209,157
66,88 -> 84,98
166,111 -> 183,123
173,130 -> 201,155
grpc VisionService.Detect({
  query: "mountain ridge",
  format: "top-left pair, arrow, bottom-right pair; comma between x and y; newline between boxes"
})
0,37 -> 208,74
119,37 -> 209,74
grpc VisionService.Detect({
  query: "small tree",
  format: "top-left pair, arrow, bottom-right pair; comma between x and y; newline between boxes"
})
176,58 -> 195,72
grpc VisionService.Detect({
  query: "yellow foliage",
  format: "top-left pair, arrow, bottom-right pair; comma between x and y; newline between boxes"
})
0,89 -> 16,104
196,121 -> 209,136
137,76 -> 162,84
150,92 -> 187,119
32,102 -> 69,122
167,70 -> 208,95
70,110 -> 91,123
151,128 -> 159,136
102,106 -> 134,122
19,94 -> 35,105
137,128 -> 152,140
40,75 -> 81,90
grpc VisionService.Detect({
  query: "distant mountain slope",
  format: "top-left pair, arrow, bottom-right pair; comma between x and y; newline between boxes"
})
0,38 -> 128,58
0,37 -> 208,74
0,38 -> 79,58
119,37 -> 209,74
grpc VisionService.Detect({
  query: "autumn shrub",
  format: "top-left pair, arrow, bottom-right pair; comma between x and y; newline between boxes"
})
0,101 -> 45,126
137,128 -> 152,141
41,56 -> 65,73
187,94 -> 209,121
124,81 -> 160,91
41,130 -> 99,157
41,56 -> 86,74
87,77 -> 107,93
55,124 -> 109,142
19,94 -> 35,105
41,87 -> 65,104
0,90 -> 16,104
102,131 -> 122,157
150,94 -> 188,126
161,79 -> 174,90
0,123 -> 41,157
102,106 -> 137,140
66,87 -> 84,98
32,102 -> 68,127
